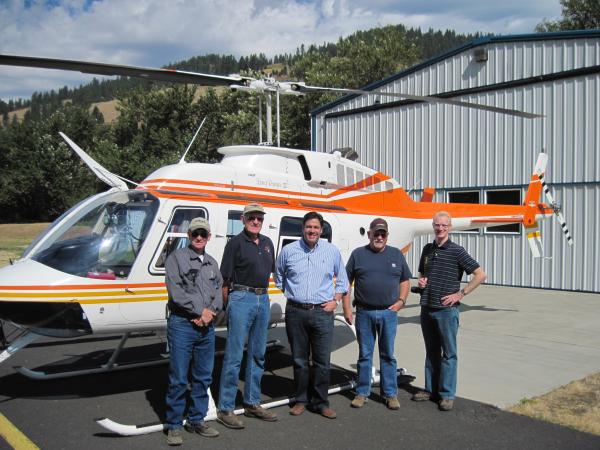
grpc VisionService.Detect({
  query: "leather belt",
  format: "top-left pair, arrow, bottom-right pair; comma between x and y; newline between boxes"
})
232,284 -> 268,295
355,302 -> 391,311
287,301 -> 326,310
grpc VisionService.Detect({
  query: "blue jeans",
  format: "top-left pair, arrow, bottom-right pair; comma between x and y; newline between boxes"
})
165,313 -> 215,429
355,307 -> 398,397
284,303 -> 334,411
420,306 -> 459,400
218,291 -> 271,411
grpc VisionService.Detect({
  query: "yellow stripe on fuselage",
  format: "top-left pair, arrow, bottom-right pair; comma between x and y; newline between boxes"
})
0,287 -> 283,304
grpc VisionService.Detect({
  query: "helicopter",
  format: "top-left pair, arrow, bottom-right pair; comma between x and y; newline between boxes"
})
0,53 -> 571,382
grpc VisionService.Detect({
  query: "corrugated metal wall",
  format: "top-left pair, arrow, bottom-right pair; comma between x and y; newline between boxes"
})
313,34 -> 600,292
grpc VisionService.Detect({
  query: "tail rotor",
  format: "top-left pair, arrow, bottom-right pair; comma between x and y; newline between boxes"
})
537,171 -> 574,246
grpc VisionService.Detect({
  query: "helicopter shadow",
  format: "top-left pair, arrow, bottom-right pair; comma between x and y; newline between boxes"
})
396,302 -> 518,326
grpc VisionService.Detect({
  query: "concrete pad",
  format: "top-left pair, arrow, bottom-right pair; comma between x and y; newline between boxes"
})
332,285 -> 600,408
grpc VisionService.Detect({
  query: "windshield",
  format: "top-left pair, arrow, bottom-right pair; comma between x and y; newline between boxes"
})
31,191 -> 159,279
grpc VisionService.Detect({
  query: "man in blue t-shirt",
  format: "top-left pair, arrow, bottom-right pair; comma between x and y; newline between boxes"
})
343,218 -> 411,410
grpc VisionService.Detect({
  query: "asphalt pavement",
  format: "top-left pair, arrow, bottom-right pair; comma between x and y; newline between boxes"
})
1,285 -> 599,449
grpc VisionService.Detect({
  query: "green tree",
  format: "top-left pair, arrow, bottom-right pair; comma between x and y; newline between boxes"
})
536,0 -> 600,31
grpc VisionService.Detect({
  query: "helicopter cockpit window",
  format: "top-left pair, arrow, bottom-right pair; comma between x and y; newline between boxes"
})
31,191 -> 158,279
152,207 -> 208,270
277,216 -> 332,254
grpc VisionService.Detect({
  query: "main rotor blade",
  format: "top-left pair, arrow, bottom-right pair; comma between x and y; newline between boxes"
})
293,84 -> 544,119
0,54 -> 248,86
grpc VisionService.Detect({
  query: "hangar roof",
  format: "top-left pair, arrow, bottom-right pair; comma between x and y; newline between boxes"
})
311,29 -> 600,116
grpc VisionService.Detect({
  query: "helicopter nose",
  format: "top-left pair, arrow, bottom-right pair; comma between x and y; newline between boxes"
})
0,299 -> 92,337
0,260 -> 92,337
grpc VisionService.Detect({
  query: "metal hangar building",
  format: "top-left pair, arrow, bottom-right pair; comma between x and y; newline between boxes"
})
311,30 -> 600,293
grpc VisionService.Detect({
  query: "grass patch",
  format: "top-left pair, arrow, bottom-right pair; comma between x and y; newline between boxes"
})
508,372 -> 600,436
0,223 -> 49,267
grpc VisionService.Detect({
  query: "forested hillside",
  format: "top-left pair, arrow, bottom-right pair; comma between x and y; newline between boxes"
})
0,25 -> 478,222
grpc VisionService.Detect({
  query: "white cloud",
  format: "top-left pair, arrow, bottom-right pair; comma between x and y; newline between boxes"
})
0,0 -> 562,100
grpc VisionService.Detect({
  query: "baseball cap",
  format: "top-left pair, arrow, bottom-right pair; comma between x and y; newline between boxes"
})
369,218 -> 388,232
188,217 -> 211,233
243,203 -> 265,215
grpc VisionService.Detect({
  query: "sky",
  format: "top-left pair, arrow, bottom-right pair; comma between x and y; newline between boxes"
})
0,0 -> 563,101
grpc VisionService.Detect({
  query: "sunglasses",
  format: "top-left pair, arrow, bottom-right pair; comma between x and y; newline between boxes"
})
373,230 -> 388,238
191,229 -> 209,239
246,215 -> 264,222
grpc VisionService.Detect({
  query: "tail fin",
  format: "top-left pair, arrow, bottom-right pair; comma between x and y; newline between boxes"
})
523,153 -> 548,227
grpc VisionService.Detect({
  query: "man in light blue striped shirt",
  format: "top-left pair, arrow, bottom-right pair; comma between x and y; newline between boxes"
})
275,211 -> 348,419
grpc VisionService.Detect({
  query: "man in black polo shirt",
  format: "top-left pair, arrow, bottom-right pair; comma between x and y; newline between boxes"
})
412,211 -> 486,411
343,218 -> 411,411
217,203 -> 277,429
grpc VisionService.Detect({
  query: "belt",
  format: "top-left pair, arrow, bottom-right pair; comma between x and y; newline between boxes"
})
231,284 -> 268,295
287,301 -> 326,310
355,302 -> 391,311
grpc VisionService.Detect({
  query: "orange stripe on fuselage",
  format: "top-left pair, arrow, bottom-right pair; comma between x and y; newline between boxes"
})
139,175 -> 551,223
141,172 -> 390,200
0,282 -> 166,291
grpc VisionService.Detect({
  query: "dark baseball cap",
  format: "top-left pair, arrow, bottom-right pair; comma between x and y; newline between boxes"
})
369,218 -> 388,232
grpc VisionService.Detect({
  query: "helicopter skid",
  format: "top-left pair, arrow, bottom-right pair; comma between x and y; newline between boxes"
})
13,334 -> 283,380
0,330 -> 42,364
95,379 -> 359,436
14,357 -> 170,380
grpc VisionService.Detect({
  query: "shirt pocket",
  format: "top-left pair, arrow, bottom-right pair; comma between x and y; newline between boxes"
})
388,263 -> 403,277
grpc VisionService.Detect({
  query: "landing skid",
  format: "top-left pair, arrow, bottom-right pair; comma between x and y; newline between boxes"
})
96,380 -> 358,436
14,332 -> 282,380
0,330 -> 42,364
95,314 -> 413,437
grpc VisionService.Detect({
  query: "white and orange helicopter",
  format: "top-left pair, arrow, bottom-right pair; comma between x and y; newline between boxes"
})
0,54 -> 572,434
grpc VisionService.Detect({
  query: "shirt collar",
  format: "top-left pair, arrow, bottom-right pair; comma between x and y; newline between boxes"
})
186,246 -> 209,263
242,228 -> 263,243
434,238 -> 452,250
300,238 -> 320,251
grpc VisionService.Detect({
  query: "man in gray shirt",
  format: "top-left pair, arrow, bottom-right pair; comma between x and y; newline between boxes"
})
164,217 -> 223,445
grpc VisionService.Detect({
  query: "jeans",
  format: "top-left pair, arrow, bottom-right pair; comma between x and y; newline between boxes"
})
165,313 -> 215,429
355,307 -> 398,397
420,306 -> 459,400
284,303 -> 334,411
218,291 -> 271,411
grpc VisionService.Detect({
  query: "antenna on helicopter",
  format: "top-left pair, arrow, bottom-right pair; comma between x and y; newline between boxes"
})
179,116 -> 207,164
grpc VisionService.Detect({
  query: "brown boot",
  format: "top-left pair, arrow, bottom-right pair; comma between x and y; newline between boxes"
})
244,404 -> 278,422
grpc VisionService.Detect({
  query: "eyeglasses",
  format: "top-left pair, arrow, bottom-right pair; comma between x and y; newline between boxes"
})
246,215 -> 264,222
191,229 -> 209,239
433,223 -> 449,229
373,230 -> 388,238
